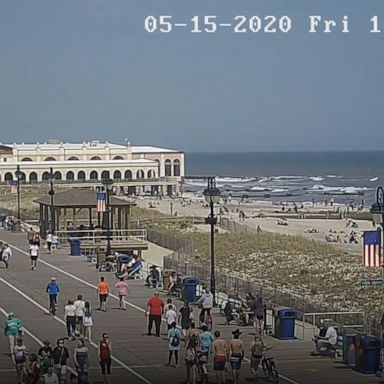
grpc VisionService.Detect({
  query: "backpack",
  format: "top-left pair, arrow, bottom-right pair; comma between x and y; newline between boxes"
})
185,347 -> 196,363
251,343 -> 263,358
171,333 -> 180,347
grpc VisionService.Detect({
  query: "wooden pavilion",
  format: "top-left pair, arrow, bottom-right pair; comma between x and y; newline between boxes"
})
34,188 -> 134,236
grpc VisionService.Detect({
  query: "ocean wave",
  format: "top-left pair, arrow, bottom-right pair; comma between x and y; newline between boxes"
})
216,177 -> 256,183
272,176 -> 307,180
370,177 -> 378,182
306,184 -> 342,192
250,186 -> 270,191
271,188 -> 290,193
310,176 -> 325,182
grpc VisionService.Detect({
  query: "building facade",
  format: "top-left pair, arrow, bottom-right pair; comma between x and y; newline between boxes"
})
0,140 -> 185,195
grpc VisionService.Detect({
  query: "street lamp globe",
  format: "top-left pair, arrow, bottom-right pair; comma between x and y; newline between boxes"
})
102,178 -> 114,191
370,201 -> 383,226
15,169 -> 23,180
203,185 -> 221,205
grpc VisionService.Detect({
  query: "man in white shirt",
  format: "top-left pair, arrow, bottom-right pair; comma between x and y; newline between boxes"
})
165,306 -> 177,330
314,323 -> 338,354
29,244 -> 39,270
1,244 -> 12,268
74,294 -> 86,337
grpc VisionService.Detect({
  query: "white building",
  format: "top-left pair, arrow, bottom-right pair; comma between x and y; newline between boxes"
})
0,140 -> 185,195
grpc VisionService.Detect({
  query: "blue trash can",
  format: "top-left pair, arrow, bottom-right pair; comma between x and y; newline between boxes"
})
355,336 -> 380,374
182,277 -> 199,303
275,308 -> 297,340
70,239 -> 81,256
342,334 -> 356,365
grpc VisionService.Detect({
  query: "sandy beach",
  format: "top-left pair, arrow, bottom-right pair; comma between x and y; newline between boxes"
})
134,196 -> 373,255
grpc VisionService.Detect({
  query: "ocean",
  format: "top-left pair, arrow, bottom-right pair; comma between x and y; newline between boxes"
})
184,151 -> 384,205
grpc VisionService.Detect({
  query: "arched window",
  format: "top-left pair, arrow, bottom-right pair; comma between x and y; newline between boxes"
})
66,171 -> 75,181
45,157 -> 56,161
165,159 -> 172,176
68,156 -> 79,161
90,171 -> 98,181
29,172 -> 38,183
124,170 -> 132,180
42,172 -> 50,181
101,170 -> 110,180
136,170 -> 145,179
147,170 -> 155,179
21,157 -> 33,162
90,156 -> 102,160
113,170 -> 121,180
54,171 -> 62,180
173,159 -> 181,176
4,172 -> 12,182
113,156 -> 124,160
78,171 -> 86,181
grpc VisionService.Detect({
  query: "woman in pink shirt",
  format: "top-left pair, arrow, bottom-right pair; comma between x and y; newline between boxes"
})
114,278 -> 129,311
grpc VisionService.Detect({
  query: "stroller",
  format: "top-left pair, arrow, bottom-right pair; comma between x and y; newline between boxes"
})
115,254 -> 143,280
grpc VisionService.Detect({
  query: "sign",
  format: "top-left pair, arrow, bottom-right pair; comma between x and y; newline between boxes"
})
361,279 -> 384,287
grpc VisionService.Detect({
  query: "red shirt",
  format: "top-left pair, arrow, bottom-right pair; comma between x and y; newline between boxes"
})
147,297 -> 164,316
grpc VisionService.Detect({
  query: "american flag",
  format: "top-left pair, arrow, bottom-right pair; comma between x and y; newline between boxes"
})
362,230 -> 382,267
96,192 -> 107,212
10,181 -> 17,194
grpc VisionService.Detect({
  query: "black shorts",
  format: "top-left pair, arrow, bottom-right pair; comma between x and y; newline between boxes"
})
77,316 -> 83,325
30,256 -> 38,261
100,358 -> 111,375
99,294 -> 107,302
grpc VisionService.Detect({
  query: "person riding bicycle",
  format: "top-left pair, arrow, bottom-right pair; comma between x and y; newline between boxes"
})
46,277 -> 60,315
197,288 -> 213,326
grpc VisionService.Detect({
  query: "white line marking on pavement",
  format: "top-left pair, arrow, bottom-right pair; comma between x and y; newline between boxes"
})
0,306 -> 78,377
0,277 -> 152,384
7,243 -> 299,384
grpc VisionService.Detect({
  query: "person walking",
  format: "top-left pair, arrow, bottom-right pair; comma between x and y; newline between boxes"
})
250,335 -> 266,381
74,295 -> 86,337
64,300 -> 77,340
252,297 -> 265,335
83,302 -> 93,342
27,228 -> 35,245
43,366 -> 59,384
146,292 -> 164,337
167,322 -> 181,367
4,312 -> 23,354
45,232 -> 53,253
73,339 -> 89,384
165,303 -> 177,331
29,242 -> 39,270
184,325 -> 199,384
13,337 -> 28,384
229,329 -> 244,384
212,331 -> 228,384
97,277 -> 109,312
98,333 -> 112,384
1,243 -> 12,268
46,277 -> 60,315
114,278 -> 129,310
52,339 -> 69,382
179,302 -> 193,338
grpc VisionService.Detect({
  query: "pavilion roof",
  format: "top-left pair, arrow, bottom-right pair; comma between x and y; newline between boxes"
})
34,188 -> 135,208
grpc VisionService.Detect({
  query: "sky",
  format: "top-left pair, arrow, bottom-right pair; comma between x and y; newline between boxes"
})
0,0 -> 383,152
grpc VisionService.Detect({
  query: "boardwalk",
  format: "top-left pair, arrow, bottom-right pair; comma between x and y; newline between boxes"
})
0,229 -> 381,384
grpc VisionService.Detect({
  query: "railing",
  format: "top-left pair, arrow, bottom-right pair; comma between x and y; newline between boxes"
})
55,228 -> 147,246
296,311 -> 366,340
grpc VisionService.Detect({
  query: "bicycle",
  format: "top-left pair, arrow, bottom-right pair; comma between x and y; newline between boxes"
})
261,348 -> 279,383
196,351 -> 209,384
48,294 -> 57,316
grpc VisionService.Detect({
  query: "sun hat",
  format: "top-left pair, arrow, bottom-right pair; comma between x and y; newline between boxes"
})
51,277 -> 56,281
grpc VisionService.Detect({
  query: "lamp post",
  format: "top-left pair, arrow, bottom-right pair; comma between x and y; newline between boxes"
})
203,177 -> 221,303
370,187 -> 384,229
102,178 -> 114,256
48,167 -> 56,234
15,165 -> 23,220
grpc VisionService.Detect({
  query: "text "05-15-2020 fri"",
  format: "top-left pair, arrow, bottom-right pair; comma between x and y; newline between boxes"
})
144,15 -> 384,34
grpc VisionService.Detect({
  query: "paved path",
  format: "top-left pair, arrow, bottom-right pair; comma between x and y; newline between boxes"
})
0,229 -> 382,384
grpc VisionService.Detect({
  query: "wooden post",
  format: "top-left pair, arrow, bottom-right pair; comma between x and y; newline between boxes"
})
89,208 -> 92,228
